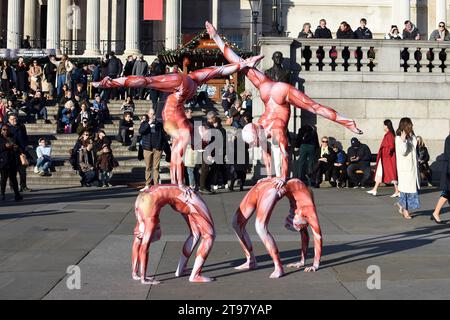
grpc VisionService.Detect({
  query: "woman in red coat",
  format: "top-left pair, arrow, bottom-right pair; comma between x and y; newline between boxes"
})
367,120 -> 399,197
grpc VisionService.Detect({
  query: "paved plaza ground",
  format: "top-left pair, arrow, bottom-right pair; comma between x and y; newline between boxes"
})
0,184 -> 449,300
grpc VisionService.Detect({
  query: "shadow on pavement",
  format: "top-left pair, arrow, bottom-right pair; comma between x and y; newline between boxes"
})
155,224 -> 450,280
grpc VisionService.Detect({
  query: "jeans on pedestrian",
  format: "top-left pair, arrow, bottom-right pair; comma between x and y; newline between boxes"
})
99,170 -> 112,186
57,74 -> 67,97
297,144 -> 316,184
186,166 -> 198,188
36,157 -> 52,173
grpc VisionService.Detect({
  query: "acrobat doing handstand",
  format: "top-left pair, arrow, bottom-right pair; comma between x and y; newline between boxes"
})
206,21 -> 362,188
132,185 -> 216,284
93,55 -> 263,190
233,178 -> 322,278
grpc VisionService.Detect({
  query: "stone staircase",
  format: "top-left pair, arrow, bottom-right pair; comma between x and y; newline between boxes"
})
23,99 -> 231,187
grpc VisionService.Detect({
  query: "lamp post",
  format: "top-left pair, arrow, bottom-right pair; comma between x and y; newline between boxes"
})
249,0 -> 261,55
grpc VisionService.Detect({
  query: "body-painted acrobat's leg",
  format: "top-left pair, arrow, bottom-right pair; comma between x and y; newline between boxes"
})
232,192 -> 258,270
254,190 -> 284,278
138,217 -> 161,285
175,214 -> 201,277
188,204 -> 216,283
132,196 -> 145,280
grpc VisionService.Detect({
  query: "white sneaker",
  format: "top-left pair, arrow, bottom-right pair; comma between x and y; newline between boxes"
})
140,186 -> 150,192
367,190 -> 377,196
212,185 -> 218,191
34,166 -> 39,174
390,192 -> 400,198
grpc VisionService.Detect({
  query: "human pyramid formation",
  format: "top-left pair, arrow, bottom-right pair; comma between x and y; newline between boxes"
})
94,22 -> 363,285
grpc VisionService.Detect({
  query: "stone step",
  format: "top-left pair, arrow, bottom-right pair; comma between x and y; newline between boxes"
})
26,173 -> 172,186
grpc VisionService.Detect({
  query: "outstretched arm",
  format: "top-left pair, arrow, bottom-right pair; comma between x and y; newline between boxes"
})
190,55 -> 263,85
287,86 -> 363,134
206,21 -> 268,89
92,74 -> 183,93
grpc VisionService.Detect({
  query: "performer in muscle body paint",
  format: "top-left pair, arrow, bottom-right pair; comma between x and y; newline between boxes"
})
233,178 -> 322,278
206,21 -> 363,188
132,185 -> 215,284
93,55 -> 263,190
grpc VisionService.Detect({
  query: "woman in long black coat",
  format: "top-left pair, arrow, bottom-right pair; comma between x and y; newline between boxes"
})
431,134 -> 450,224
15,57 -> 29,94
0,124 -> 22,201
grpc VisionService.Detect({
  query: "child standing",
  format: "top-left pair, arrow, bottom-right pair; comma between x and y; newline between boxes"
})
95,144 -> 118,187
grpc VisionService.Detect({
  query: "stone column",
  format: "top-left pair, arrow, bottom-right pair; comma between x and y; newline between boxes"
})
393,0 -> 410,26
125,0 -> 141,55
84,0 -> 101,55
111,0 -> 126,54
46,0 -> 60,52
436,0 -> 447,25
7,0 -> 21,51
165,0 -> 180,50
212,0 -> 219,29
23,0 -> 37,44
60,0 -> 70,44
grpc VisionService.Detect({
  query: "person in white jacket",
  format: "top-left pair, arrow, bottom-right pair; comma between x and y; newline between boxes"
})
35,138 -> 52,176
395,118 -> 420,220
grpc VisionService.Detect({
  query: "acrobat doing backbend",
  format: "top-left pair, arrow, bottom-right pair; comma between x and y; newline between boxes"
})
93,55 -> 263,190
206,21 -> 363,188
132,185 -> 216,284
233,178 -> 322,278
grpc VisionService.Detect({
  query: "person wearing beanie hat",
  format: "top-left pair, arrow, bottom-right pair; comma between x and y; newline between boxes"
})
347,137 -> 372,188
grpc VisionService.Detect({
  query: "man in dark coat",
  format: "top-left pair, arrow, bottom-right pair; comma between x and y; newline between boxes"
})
0,124 -> 22,201
7,114 -> 31,192
354,18 -> 373,39
104,51 -> 123,100
295,124 -> 319,184
431,134 -> 450,224
314,19 -> 333,39
123,55 -> 135,98
139,108 -> 165,190
43,58 -> 57,99
132,55 -> 149,100
346,137 -> 372,188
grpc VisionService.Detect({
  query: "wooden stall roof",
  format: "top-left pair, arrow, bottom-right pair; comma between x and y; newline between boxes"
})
157,30 -> 252,67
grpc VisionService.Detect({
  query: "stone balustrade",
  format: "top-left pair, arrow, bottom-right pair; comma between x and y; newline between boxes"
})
259,38 -> 450,74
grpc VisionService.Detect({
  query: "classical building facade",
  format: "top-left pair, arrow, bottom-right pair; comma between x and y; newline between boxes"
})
0,0 -> 449,56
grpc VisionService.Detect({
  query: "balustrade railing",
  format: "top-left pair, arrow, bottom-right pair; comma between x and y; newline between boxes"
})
259,38 -> 450,74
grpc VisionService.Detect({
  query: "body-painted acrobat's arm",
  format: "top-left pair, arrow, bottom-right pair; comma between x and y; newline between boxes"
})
92,74 -> 183,93
206,21 -> 269,89
190,55 -> 263,85
286,86 -> 363,135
